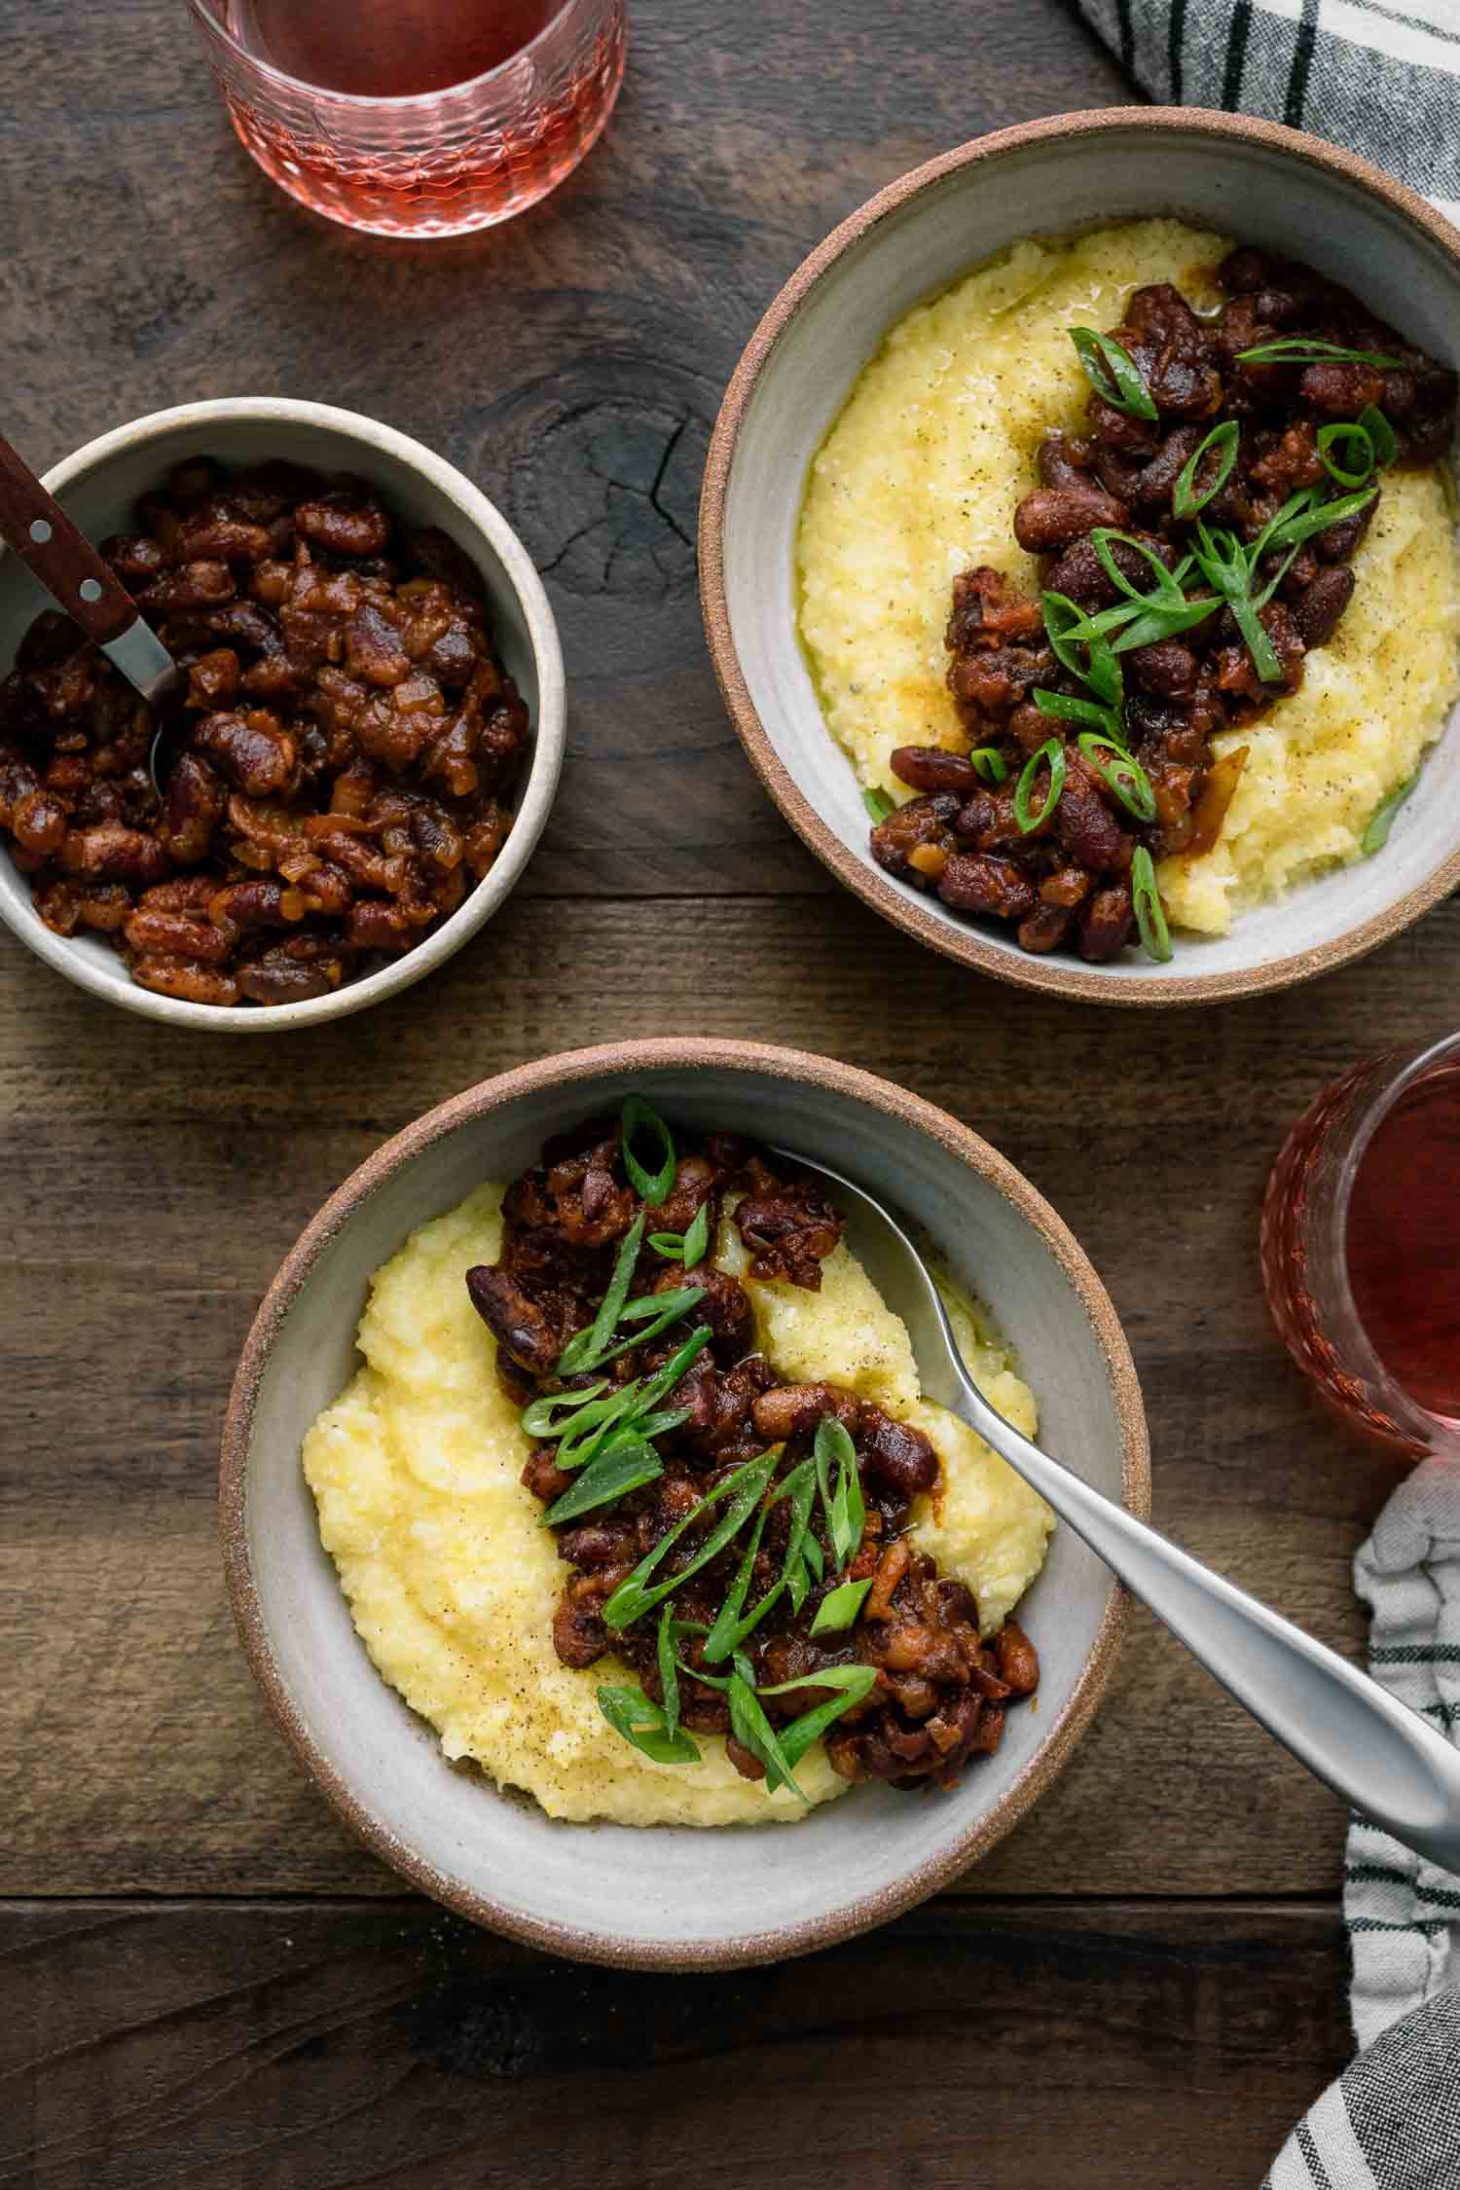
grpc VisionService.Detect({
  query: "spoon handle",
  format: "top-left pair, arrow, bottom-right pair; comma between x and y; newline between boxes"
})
0,433 -> 139,645
951,1374 -> 1460,1871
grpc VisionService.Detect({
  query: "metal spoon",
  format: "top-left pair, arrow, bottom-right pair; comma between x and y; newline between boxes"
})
779,1146 -> 1460,1872
0,433 -> 179,710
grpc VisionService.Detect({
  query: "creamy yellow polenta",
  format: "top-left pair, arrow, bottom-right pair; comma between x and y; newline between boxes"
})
796,219 -> 1460,935
303,1183 -> 1052,1828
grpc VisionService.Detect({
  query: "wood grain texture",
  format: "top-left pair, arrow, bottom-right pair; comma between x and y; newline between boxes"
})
0,0 -> 1125,898
0,1898 -> 1349,2190
4,892 -> 1455,1896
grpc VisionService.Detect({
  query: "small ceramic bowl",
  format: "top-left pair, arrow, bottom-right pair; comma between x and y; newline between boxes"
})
700,108 -> 1460,1005
0,397 -> 565,1032
222,1038 -> 1149,1969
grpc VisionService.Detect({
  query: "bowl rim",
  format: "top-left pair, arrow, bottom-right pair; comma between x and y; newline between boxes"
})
0,395 -> 566,1033
220,1035 -> 1152,1970
698,104 -> 1460,1008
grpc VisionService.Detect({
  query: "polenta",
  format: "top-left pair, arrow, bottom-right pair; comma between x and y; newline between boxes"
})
796,219 -> 1460,938
303,1183 -> 1052,1827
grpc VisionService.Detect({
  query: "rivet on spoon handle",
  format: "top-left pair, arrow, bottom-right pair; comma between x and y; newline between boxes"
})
0,433 -> 178,707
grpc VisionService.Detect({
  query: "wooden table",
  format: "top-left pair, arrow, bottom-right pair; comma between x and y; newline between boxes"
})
4,3 -> 1453,2181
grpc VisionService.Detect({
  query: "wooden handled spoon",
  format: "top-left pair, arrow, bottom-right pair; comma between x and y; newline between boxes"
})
0,433 -> 179,707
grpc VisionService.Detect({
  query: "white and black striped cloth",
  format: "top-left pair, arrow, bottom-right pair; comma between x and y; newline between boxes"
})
1265,1456 -> 1460,2188
1075,0 -> 1460,223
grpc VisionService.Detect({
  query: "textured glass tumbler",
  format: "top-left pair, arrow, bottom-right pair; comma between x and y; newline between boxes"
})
1261,1031 -> 1460,1456
186,0 -> 626,237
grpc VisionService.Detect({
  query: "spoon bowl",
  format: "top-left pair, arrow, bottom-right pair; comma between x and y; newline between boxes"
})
781,1145 -> 1460,1872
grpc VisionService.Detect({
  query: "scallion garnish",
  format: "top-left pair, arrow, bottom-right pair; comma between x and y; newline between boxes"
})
1253,481 -> 1378,561
1076,732 -> 1158,823
1191,522 -> 1283,683
657,1606 -> 687,1742
1043,590 -> 1123,705
728,1655 -> 805,1799
969,747 -> 1009,784
703,1459 -> 818,1662
1362,766 -> 1420,855
1317,419 -> 1376,490
544,1435 -> 664,1525
620,1094 -> 677,1206
1172,419 -> 1240,519
544,1326 -> 711,1472
1013,736 -> 1068,834
810,1577 -> 873,1636
1359,403 -> 1398,467
602,1450 -> 778,1630
1234,336 -> 1403,369
556,1214 -> 646,1374
519,1380 -> 610,1439
1130,844 -> 1173,964
814,1416 -> 865,1571
863,785 -> 895,824
648,1201 -> 711,1268
1033,687 -> 1119,733
596,1684 -> 700,1765
1069,327 -> 1158,420
1091,528 -> 1185,608
759,1663 -> 881,1770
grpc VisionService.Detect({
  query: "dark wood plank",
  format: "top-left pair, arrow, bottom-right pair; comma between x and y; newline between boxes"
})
4,889 -> 1452,1898
0,0 -> 1126,898
0,1897 -> 1349,2189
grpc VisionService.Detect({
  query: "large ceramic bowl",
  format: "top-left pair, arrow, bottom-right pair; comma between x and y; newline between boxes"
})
0,397 -> 565,1032
222,1038 -> 1149,1969
700,108 -> 1460,1005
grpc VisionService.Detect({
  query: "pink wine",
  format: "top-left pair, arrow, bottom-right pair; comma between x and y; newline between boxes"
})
1345,1061 -> 1460,1423
232,0 -> 566,99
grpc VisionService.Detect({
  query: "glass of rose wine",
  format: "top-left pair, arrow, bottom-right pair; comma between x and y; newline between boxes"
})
186,0 -> 626,238
1262,1030 -> 1460,1457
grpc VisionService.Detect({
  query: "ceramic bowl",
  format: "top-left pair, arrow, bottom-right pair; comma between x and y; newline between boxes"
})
700,108 -> 1460,1005
0,397 -> 565,1032
222,1038 -> 1149,1969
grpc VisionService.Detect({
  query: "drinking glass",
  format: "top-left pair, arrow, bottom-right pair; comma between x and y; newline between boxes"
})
1261,1030 -> 1460,1456
186,0 -> 626,238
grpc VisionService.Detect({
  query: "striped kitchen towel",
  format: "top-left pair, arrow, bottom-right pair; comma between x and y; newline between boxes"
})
1074,0 -> 1460,224
1262,1456 -> 1460,2188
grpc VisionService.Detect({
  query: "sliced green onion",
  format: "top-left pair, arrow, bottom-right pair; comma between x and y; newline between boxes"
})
1130,844 -> 1173,964
620,1095 -> 677,1206
1191,523 -> 1283,684
646,1202 -> 711,1268
761,1663 -> 881,1770
519,1380 -> 610,1440
703,1458 -> 819,1663
1043,591 -> 1123,705
1091,529 -> 1185,607
810,1577 -> 873,1636
1077,732 -> 1158,823
1069,327 -> 1158,420
1235,336 -> 1403,369
1014,736 -> 1068,834
1032,687 -> 1119,732
1359,404 -> 1398,467
1317,420 -> 1375,490
1109,593 -> 1221,653
1258,483 -> 1378,557
727,1658 -> 805,1801
1172,419 -> 1240,519
814,1416 -> 866,1572
544,1435 -> 663,1524
1362,766 -> 1420,855
602,1451 -> 778,1631
556,1213 -> 645,1374
658,1607 -> 686,1742
597,1684 -> 700,1766
863,786 -> 895,824
969,746 -> 1009,784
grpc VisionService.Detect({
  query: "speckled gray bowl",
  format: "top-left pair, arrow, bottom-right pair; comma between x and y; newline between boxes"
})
0,397 -> 565,1031
222,1039 -> 1149,1969
701,108 -> 1460,1005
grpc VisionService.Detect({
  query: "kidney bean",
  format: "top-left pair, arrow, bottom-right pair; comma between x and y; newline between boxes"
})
936,851 -> 1037,921
130,955 -> 241,1006
295,498 -> 390,557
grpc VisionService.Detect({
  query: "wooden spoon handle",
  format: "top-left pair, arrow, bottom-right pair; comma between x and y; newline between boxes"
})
0,433 -> 138,645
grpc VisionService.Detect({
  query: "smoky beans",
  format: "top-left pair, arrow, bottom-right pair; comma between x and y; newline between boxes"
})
0,456 -> 528,1006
